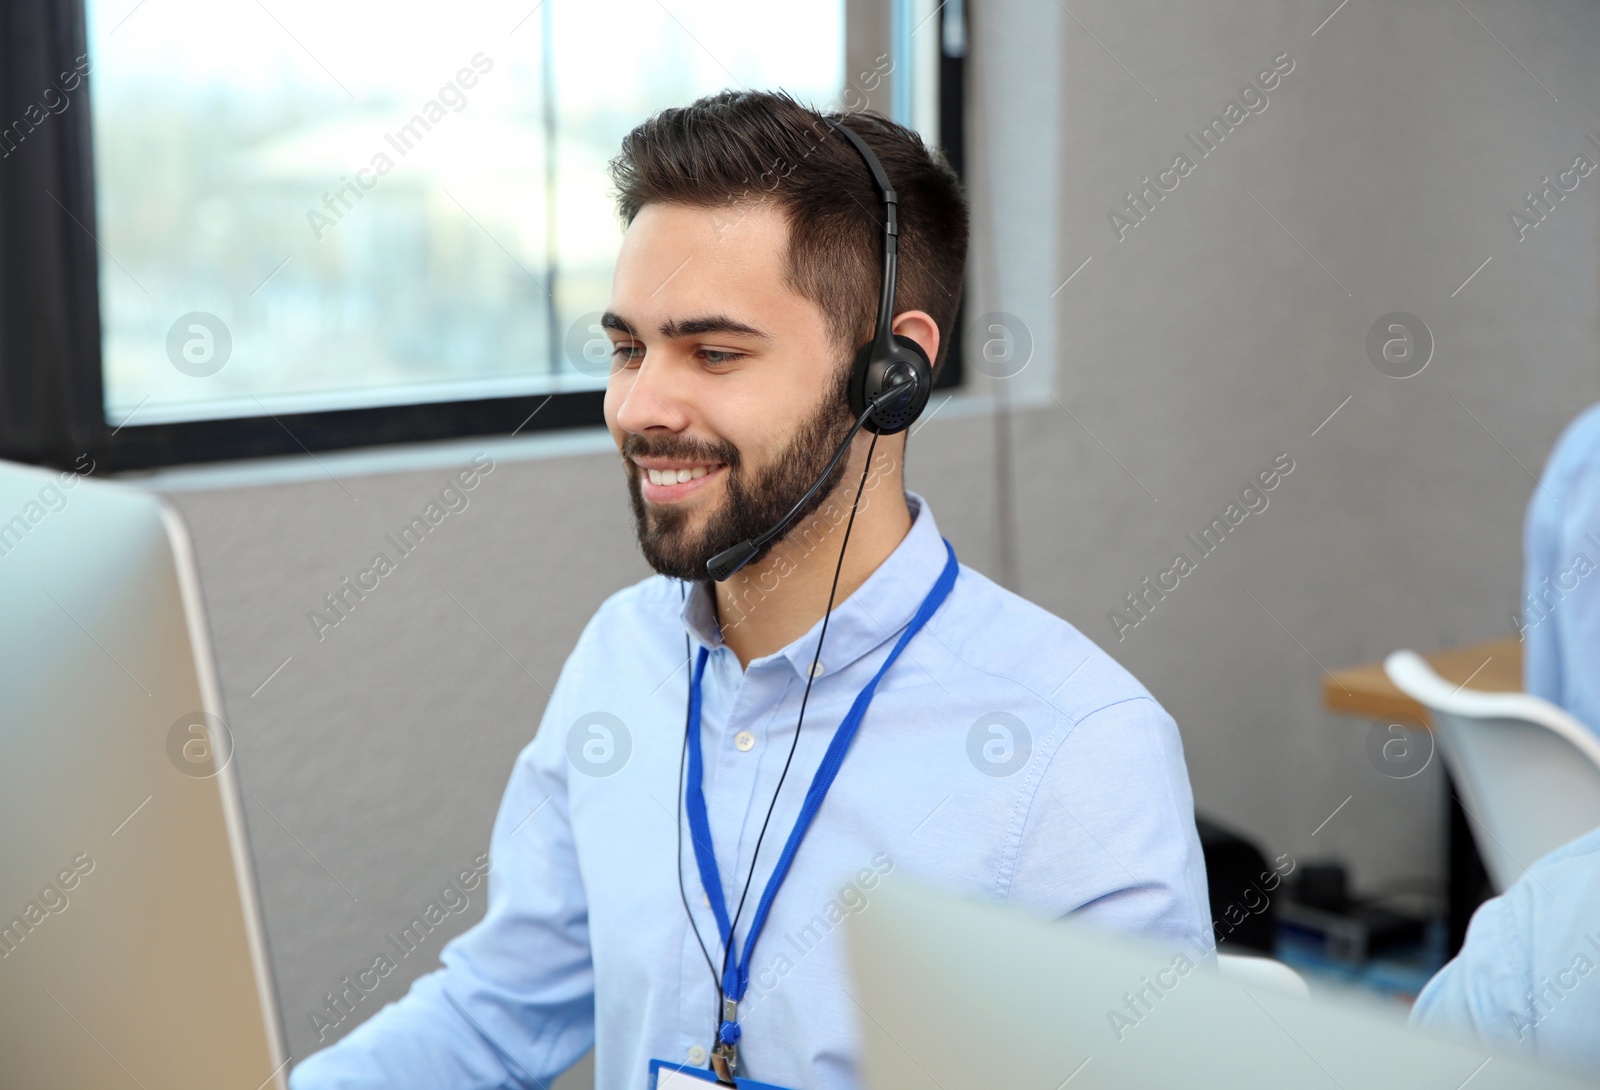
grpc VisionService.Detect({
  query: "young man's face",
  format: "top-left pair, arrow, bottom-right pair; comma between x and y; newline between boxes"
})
602,201 -> 861,583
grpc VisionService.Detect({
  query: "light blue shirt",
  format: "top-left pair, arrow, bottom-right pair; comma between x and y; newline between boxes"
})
1523,402 -> 1600,734
290,490 -> 1212,1090
1410,824 -> 1600,1078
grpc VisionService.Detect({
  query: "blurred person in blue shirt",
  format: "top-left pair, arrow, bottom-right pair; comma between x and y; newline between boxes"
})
290,90 -> 1211,1090
1413,406 -> 1600,1078
1521,403 -> 1600,733
1411,825 -> 1600,1079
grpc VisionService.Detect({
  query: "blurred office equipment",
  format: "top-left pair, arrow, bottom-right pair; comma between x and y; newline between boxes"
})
0,460 -> 290,1089
1385,649 -> 1600,893
1195,816 -> 1277,955
849,877 -> 1596,1090
1275,860 -> 1428,969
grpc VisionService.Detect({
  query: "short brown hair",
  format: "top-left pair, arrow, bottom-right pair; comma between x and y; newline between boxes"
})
609,89 -> 968,377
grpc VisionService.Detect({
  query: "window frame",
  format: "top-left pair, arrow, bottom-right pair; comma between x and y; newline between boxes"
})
2,0 -> 967,472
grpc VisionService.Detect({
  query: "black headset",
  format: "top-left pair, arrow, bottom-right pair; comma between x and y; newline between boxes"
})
703,118 -> 935,582
827,117 -> 935,435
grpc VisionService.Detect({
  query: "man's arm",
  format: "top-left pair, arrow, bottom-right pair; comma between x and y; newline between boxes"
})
1004,696 -> 1213,957
1411,826 -> 1600,1072
290,629 -> 598,1090
1409,890 -> 1530,1050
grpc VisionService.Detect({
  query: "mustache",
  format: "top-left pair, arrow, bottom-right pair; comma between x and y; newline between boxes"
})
621,432 -> 741,469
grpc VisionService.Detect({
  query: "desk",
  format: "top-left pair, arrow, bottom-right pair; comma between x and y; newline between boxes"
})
1322,638 -> 1522,724
1322,637 -> 1523,954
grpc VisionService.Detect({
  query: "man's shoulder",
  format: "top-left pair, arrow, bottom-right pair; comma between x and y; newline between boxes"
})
557,574 -> 684,663
927,561 -> 1164,726
582,569 -> 688,630
1511,825 -> 1600,931
1533,823 -> 1600,874
525,574 -> 680,754
592,572 -> 682,622
1544,401 -> 1600,488
1423,827 -> 1600,986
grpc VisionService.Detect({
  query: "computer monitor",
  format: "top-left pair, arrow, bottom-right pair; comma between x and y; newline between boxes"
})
0,459 -> 290,1089
847,877 -> 1595,1089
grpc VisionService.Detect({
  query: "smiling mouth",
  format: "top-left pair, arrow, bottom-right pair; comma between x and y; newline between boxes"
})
643,463 -> 718,485
636,461 -> 728,503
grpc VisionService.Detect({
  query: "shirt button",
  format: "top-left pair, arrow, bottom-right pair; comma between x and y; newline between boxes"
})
734,731 -> 756,752
688,1045 -> 708,1066
809,661 -> 825,678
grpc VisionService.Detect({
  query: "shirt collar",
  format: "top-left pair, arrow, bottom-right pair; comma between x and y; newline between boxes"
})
678,490 -> 948,678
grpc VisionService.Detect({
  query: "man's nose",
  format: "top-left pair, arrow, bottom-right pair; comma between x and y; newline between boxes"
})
613,353 -> 691,435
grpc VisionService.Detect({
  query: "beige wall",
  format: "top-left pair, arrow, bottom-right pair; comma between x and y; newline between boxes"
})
145,0 -> 1599,1080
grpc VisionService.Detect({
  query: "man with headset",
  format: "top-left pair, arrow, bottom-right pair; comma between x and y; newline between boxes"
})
291,90 -> 1210,1090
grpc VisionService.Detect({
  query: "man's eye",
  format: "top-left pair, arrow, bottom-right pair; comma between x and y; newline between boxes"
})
612,344 -> 643,364
700,349 -> 745,366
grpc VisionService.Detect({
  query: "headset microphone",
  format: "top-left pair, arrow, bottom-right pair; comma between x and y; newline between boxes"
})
702,117 -> 934,583
705,376 -> 915,581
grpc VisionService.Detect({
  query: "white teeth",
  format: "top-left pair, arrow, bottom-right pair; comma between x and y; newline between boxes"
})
645,465 -> 714,485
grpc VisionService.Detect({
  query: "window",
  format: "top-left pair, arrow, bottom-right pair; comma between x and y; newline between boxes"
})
0,0 -> 965,470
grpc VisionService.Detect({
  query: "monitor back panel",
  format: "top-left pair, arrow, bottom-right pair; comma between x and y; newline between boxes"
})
0,462 -> 288,1090
848,878 -> 1597,1090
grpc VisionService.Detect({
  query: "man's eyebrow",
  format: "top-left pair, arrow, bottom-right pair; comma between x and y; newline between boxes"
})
600,311 -> 772,341
658,315 -> 772,340
600,312 -> 636,334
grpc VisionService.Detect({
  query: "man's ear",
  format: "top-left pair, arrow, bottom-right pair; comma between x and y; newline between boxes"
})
890,310 -> 940,374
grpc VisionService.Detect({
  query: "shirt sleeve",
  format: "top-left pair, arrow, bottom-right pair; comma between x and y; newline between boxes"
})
1410,828 -> 1600,1073
289,621 -> 600,1090
1410,889 -> 1530,1051
1523,437 -> 1565,704
1003,695 -> 1214,959
1523,401 -> 1600,713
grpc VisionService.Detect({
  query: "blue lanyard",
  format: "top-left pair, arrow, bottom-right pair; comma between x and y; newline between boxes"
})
683,537 -> 958,1040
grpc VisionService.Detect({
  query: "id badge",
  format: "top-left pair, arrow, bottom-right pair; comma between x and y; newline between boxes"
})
648,1058 -> 796,1090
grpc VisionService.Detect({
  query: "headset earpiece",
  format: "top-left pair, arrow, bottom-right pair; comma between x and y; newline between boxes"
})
848,333 -> 933,435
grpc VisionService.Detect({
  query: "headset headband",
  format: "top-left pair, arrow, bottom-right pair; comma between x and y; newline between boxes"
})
825,118 -> 900,361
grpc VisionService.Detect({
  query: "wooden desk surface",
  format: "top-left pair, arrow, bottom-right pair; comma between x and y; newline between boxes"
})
1322,637 -> 1523,724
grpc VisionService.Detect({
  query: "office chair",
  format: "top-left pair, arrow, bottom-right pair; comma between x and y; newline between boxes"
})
1384,650 -> 1600,892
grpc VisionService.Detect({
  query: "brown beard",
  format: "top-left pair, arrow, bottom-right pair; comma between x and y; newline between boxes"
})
621,363 -> 857,583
